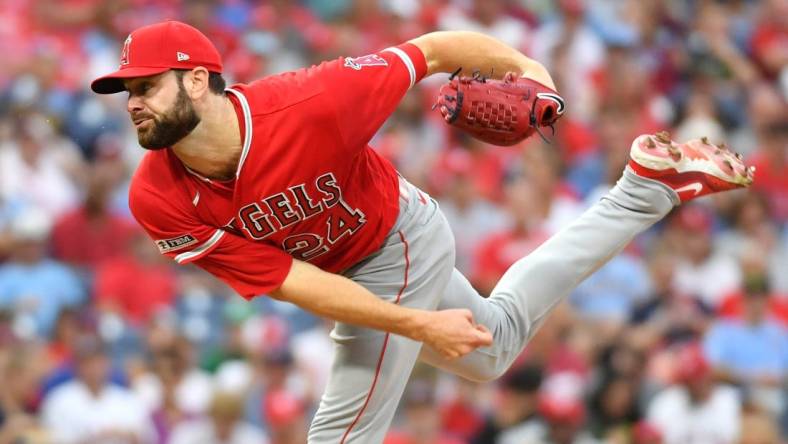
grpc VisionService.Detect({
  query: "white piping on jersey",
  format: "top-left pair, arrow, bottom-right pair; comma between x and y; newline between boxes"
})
192,191 -> 200,206
225,88 -> 253,179
184,165 -> 213,183
383,47 -> 416,89
174,228 -> 226,264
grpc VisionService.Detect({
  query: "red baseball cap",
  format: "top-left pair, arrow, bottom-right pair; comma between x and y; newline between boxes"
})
91,20 -> 223,94
673,342 -> 711,383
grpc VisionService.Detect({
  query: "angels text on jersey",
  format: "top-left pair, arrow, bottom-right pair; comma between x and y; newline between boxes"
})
237,172 -> 367,261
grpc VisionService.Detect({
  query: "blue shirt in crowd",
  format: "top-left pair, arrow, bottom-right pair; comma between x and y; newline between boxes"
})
704,318 -> 788,380
0,259 -> 85,336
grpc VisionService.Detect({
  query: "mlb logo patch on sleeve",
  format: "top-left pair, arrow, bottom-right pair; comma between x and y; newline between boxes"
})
344,54 -> 388,70
156,234 -> 198,253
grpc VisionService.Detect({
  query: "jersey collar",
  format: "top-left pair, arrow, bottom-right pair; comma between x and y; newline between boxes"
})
225,87 -> 253,179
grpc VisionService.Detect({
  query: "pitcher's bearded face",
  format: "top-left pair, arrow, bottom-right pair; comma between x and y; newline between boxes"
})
125,71 -> 201,150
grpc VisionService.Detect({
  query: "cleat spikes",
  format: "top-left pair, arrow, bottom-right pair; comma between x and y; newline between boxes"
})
655,131 -> 671,143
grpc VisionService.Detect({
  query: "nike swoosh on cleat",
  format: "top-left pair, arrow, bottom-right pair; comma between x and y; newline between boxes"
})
674,182 -> 703,196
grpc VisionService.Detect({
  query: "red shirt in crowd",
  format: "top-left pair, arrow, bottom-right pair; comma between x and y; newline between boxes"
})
94,254 -> 178,325
384,432 -> 464,444
717,291 -> 788,326
472,228 -> 550,293
749,151 -> 788,222
52,208 -> 136,268
130,44 -> 427,298
750,21 -> 788,77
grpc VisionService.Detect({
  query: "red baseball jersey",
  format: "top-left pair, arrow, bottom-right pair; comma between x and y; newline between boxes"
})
129,43 -> 427,299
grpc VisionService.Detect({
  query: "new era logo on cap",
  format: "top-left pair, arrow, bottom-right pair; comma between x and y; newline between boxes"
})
177,52 -> 190,62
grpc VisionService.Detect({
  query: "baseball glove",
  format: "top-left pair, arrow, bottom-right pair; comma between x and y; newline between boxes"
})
434,69 -> 566,146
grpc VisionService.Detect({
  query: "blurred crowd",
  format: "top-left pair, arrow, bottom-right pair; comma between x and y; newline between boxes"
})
0,0 -> 786,443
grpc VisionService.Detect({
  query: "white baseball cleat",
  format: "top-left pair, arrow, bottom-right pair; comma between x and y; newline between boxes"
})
628,131 -> 755,203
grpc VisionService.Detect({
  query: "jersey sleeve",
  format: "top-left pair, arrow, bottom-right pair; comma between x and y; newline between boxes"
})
129,183 -> 292,299
315,42 -> 428,149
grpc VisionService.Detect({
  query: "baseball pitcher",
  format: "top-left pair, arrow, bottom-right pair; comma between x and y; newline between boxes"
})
91,21 -> 753,443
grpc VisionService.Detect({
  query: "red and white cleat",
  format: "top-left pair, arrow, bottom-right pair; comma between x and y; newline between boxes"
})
628,131 -> 755,203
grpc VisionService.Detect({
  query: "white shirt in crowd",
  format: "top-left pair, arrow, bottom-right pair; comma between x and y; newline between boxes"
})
169,419 -> 269,444
41,380 -> 154,444
134,368 -> 214,414
498,419 -> 600,444
0,139 -> 81,220
672,254 -> 742,308
647,385 -> 741,444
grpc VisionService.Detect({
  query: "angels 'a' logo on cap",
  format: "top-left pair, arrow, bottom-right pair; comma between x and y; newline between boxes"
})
120,34 -> 132,66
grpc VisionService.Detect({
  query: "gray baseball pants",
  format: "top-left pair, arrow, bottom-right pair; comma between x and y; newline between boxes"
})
307,169 -> 678,443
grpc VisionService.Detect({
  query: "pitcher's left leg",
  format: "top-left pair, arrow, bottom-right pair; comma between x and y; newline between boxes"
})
419,133 -> 754,381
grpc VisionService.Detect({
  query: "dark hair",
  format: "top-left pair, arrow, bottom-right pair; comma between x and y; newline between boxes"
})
173,68 -> 226,95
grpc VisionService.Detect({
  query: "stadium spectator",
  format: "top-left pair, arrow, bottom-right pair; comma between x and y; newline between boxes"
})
437,149 -> 509,276
570,252 -> 650,324
290,318 -> 335,406
566,106 -> 637,201
530,0 -> 605,122
51,158 -> 135,272
200,304 -> 255,374
716,191 -> 787,293
439,377 -> 485,442
375,85 -> 447,189
748,120 -> 788,223
749,0 -> 788,79
169,390 -> 268,444
630,246 -> 711,346
0,208 -> 85,338
703,275 -> 788,417
471,175 -> 549,295
94,230 -> 178,327
531,372 -> 598,444
717,239 -> 788,325
264,388 -> 308,444
521,143 -> 583,234
670,205 -> 742,308
148,347 -> 194,444
45,308 -> 82,368
437,0 -> 531,52
385,381 -> 463,444
41,334 -> 153,443
730,83 -> 786,155
134,335 -> 213,417
647,343 -> 741,444
587,374 -> 642,441
0,341 -> 49,440
471,365 -> 545,444
0,112 -> 83,220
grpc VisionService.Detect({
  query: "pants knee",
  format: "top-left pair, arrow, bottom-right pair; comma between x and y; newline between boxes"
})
454,357 -> 509,383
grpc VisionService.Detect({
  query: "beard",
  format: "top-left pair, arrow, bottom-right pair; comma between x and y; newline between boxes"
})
137,84 -> 201,150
